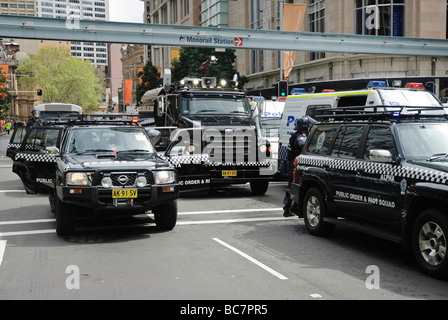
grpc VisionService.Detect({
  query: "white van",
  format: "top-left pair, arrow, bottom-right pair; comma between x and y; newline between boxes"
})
278,82 -> 443,169
253,97 -> 285,174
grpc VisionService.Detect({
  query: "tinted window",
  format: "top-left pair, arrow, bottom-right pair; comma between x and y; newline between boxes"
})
337,95 -> 368,107
307,125 -> 338,155
11,126 -> 27,144
24,128 -> 60,152
66,127 -> 155,154
331,126 -> 365,159
364,126 -> 396,160
305,104 -> 331,119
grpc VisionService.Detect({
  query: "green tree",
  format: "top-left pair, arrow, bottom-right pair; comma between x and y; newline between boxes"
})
171,47 -> 247,88
136,60 -> 161,106
17,46 -> 104,112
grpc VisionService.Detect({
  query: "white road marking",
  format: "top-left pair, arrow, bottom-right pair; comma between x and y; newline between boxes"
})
0,208 -> 295,237
212,237 -> 288,280
0,190 -> 26,193
0,240 -> 6,267
178,217 -> 293,225
179,208 -> 282,215
0,229 -> 55,237
0,219 -> 55,226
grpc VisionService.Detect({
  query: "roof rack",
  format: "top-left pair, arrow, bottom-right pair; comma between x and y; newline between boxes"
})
46,113 -> 140,126
314,105 -> 448,122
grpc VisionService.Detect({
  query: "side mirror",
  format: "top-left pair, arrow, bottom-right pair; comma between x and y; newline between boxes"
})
369,149 -> 393,163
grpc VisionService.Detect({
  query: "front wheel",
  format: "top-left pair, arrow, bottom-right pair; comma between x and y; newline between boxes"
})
153,200 -> 178,231
412,209 -> 448,279
250,180 -> 269,196
303,187 -> 335,236
54,195 -> 77,236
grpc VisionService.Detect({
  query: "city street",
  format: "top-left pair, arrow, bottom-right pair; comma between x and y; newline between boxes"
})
0,132 -> 447,302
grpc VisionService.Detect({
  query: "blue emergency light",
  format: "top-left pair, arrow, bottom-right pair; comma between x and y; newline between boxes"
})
291,88 -> 306,94
367,81 -> 388,88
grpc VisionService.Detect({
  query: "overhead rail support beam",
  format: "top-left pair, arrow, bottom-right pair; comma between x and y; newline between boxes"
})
1,16 -> 448,56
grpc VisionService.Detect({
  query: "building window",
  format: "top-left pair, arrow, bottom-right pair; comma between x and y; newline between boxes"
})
182,0 -> 189,17
171,0 -> 178,24
250,0 -> 263,74
355,0 -> 405,37
308,0 -> 325,61
161,5 -> 168,24
201,0 -> 228,27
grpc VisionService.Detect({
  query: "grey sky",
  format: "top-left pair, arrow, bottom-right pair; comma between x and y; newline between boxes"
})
109,0 -> 144,23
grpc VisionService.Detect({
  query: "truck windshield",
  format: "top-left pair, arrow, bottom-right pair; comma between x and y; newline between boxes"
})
181,95 -> 250,116
397,123 -> 448,160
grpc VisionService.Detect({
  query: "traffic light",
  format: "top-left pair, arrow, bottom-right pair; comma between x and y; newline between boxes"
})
278,80 -> 288,97
37,89 -> 42,96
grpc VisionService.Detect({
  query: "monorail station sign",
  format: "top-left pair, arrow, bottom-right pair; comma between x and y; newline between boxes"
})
179,35 -> 241,47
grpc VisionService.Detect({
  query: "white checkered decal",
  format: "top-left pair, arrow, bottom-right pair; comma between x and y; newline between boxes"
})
298,154 -> 448,184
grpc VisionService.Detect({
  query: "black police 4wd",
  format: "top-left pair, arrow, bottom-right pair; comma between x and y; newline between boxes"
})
153,77 -> 273,194
290,105 -> 448,279
7,115 -> 179,236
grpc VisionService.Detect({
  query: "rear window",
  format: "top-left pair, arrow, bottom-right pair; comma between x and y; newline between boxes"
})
307,125 -> 338,155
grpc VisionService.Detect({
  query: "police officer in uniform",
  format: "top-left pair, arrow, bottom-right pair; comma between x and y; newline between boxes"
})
26,109 -> 46,127
283,116 -> 315,217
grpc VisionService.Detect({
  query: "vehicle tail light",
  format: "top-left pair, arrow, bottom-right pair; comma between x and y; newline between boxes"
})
292,157 -> 298,182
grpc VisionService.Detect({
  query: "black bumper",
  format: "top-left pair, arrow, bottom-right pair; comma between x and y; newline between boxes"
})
56,184 -> 179,215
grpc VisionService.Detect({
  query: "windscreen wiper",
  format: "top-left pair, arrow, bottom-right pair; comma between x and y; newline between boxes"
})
117,149 -> 151,154
75,149 -> 114,154
427,153 -> 448,162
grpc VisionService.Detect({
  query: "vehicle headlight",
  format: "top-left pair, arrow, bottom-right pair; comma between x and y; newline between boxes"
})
66,172 -> 91,186
154,171 -> 176,184
136,176 -> 148,187
101,177 -> 112,188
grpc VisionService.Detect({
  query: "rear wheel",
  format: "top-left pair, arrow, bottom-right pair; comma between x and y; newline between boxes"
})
55,195 -> 77,236
303,187 -> 335,236
153,200 -> 178,230
250,180 -> 269,196
412,209 -> 448,279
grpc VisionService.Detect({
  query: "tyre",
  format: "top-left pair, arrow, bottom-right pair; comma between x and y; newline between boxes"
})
303,187 -> 335,236
412,209 -> 448,279
153,200 -> 178,231
250,180 -> 269,196
54,195 -> 76,236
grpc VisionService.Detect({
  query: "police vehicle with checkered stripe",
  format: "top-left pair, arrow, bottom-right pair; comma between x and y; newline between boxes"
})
289,104 -> 448,279
278,81 -> 442,174
153,76 -> 273,195
7,115 -> 179,236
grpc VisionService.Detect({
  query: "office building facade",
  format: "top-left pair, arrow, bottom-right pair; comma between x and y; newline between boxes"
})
144,0 -> 448,98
